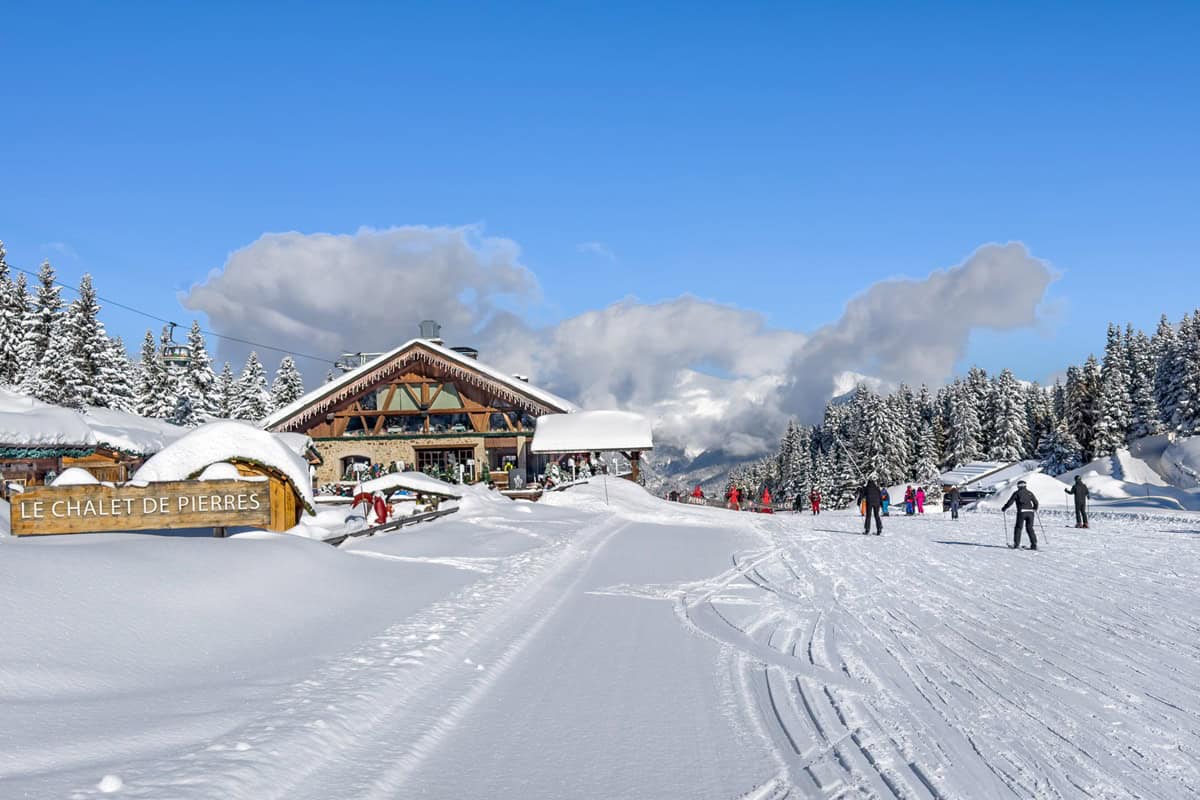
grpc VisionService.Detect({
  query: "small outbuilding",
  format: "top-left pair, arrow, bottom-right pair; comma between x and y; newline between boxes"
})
531,410 -> 654,483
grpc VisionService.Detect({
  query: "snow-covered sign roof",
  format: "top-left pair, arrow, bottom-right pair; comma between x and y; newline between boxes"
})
531,410 -> 654,454
356,471 -> 463,499
133,421 -> 315,509
940,460 -> 1035,490
0,388 -> 186,454
262,339 -> 579,432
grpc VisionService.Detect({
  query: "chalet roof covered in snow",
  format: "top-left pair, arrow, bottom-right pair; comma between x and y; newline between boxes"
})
356,471 -> 463,499
262,339 -> 579,432
531,410 -> 654,454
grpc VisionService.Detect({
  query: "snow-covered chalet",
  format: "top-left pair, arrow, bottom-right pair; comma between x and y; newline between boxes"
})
261,328 -> 578,488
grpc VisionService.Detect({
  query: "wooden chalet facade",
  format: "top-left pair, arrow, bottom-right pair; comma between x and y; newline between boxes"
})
262,339 -> 578,487
1,444 -> 145,491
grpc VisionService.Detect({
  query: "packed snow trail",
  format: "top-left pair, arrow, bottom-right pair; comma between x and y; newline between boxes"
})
4,483 -> 1198,798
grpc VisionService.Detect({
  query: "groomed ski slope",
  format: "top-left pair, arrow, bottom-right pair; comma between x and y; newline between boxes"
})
2,482 -> 1198,798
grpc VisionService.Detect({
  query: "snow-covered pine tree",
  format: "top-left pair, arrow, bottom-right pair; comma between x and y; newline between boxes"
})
966,367 -> 994,447
169,391 -> 201,427
1037,421 -> 1083,476
859,393 -> 891,483
1127,328 -> 1160,438
215,362 -> 235,419
944,383 -> 983,467
0,241 -> 23,386
989,369 -> 1030,461
183,320 -> 217,419
913,419 -> 942,502
885,387 -> 914,483
1066,356 -> 1101,462
63,274 -> 113,408
270,355 -> 305,410
1175,311 -> 1200,435
233,351 -> 271,421
103,337 -> 136,413
18,260 -> 63,399
1024,382 -> 1056,458
1151,314 -> 1180,430
134,329 -> 172,418
1093,323 -> 1133,455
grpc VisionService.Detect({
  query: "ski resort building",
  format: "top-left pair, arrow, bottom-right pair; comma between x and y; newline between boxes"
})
261,334 -> 579,488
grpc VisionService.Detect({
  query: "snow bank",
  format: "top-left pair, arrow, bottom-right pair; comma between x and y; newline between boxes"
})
133,421 -> 314,509
531,410 -> 653,453
0,498 -> 9,537
974,470 -> 1067,511
357,471 -> 463,498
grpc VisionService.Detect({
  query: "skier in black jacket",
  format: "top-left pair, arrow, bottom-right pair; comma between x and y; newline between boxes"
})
946,485 -> 962,520
1065,475 -> 1090,528
856,479 -> 883,535
1001,479 -> 1039,550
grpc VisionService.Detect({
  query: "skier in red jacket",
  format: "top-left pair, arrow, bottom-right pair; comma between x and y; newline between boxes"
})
809,489 -> 821,515
761,487 -> 773,513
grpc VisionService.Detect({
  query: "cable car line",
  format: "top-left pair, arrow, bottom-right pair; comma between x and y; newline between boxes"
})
5,262 -> 339,366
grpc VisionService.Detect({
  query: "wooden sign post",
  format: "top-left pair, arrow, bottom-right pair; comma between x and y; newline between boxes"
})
9,480 -> 273,536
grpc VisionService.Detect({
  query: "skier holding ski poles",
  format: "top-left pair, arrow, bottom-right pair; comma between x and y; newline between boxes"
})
1001,479 -> 1039,550
1065,475 -> 1090,528
856,478 -> 883,535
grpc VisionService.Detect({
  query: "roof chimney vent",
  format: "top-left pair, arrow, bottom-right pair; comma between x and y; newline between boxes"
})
418,319 -> 443,345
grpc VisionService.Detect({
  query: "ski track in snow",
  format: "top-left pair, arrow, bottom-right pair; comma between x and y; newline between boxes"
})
39,502 -> 1200,800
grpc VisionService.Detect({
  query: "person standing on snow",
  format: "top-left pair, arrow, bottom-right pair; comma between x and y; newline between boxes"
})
916,486 -> 926,514
809,489 -> 821,515
904,485 -> 915,515
947,485 -> 962,519
856,478 -> 883,535
1065,475 -> 1090,528
761,487 -> 773,513
793,493 -> 803,513
1001,479 -> 1040,550
881,487 -> 891,516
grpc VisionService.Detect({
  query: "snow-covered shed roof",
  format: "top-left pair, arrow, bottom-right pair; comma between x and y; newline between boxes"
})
940,460 -> 1035,490
0,388 -> 186,455
356,471 -> 463,499
262,339 -> 579,432
531,410 -> 653,454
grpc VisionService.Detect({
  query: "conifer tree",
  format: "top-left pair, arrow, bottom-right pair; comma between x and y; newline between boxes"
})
1067,357 -> 1101,462
1037,421 -> 1083,476
913,419 -> 942,502
135,329 -> 172,417
215,362 -> 235,419
0,241 -> 23,385
18,260 -> 63,398
1127,329 -> 1160,438
271,355 -> 305,410
1175,312 -> 1200,434
990,369 -> 1030,461
944,384 -> 983,467
1094,323 -> 1132,455
183,320 -> 217,418
104,337 -> 137,413
1152,314 -> 1179,429
63,274 -> 112,407
233,351 -> 271,421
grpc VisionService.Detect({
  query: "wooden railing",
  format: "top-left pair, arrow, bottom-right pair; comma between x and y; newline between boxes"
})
322,505 -> 460,546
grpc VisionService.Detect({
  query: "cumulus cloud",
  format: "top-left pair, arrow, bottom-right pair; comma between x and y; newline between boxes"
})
781,242 -> 1055,421
187,230 -> 1054,461
183,226 -> 539,370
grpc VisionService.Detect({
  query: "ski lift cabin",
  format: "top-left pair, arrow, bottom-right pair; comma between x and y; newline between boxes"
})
161,323 -> 191,369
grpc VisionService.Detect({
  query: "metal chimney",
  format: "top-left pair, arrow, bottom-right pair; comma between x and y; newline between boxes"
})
418,320 -> 443,345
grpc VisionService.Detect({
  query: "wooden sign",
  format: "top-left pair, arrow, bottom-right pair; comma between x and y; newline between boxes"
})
9,480 -> 272,536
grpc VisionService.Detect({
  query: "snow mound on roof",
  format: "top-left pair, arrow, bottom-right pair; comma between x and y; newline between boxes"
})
0,498 -> 9,537
50,467 -> 101,486
974,470 -> 1067,511
356,471 -> 462,498
133,421 -> 314,509
0,387 -> 186,453
82,406 -> 186,454
532,410 -> 653,453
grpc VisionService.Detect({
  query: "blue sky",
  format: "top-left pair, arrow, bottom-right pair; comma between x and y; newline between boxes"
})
1,1 -> 1197,383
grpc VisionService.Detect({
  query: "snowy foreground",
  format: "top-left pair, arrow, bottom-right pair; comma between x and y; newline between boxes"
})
2,483 -> 1199,799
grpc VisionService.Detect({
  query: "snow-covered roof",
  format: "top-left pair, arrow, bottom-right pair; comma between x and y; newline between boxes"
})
133,421 -> 315,509
355,471 -> 463,498
0,387 -> 186,454
262,339 -> 579,432
940,460 -> 1036,491
531,410 -> 654,453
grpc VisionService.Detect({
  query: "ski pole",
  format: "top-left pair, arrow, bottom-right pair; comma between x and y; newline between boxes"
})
1037,511 -> 1049,546
1002,509 -> 1009,548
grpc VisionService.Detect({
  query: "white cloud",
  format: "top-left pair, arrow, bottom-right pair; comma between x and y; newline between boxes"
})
183,225 -> 540,370
576,241 -> 616,260
186,231 -> 1055,461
